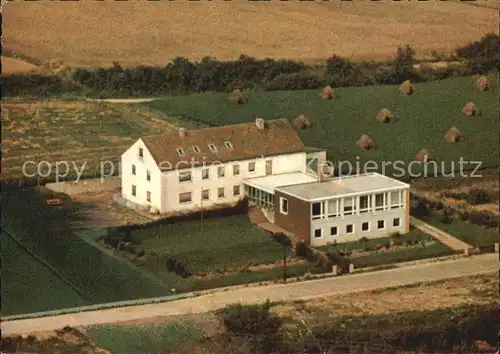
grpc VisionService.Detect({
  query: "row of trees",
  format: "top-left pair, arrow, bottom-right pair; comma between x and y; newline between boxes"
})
3,34 -> 498,98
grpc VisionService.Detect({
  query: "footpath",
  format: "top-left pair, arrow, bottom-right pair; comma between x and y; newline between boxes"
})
2,253 -> 497,335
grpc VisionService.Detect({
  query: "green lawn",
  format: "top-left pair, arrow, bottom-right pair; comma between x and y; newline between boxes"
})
86,323 -> 203,354
2,186 -> 172,315
425,211 -> 500,248
317,228 -> 456,269
132,214 -> 286,273
145,75 -> 498,178
1,231 -> 88,316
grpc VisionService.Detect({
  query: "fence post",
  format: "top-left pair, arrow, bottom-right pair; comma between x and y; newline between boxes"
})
349,264 -> 354,273
332,265 -> 338,275
495,243 -> 499,253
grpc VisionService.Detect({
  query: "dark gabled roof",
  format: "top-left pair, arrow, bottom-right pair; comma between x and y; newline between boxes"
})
142,118 -> 307,171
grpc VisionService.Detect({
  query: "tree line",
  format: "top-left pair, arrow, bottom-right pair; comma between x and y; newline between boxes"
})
3,33 -> 499,98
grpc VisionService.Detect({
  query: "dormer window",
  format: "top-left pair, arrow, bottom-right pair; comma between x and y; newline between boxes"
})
224,141 -> 233,149
208,144 -> 217,153
177,148 -> 185,156
192,146 -> 201,153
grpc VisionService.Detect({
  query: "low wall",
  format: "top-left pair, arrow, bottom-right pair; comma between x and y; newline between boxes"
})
45,177 -> 121,197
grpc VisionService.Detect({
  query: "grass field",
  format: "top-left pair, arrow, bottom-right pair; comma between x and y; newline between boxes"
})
2,186 -> 172,314
86,323 -> 203,354
146,75 -> 499,178
1,231 -> 87,316
132,215 -> 287,274
1,99 -> 180,180
3,1 -> 497,67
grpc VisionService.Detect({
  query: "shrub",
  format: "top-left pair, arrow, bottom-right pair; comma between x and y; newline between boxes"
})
327,250 -> 350,273
467,189 -> 491,205
295,242 -> 310,258
441,209 -> 453,224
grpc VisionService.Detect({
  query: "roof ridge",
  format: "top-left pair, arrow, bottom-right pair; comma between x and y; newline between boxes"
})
142,118 -> 290,139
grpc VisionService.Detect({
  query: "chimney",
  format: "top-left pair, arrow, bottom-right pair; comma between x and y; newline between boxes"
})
255,118 -> 265,131
316,159 -> 326,182
178,127 -> 186,138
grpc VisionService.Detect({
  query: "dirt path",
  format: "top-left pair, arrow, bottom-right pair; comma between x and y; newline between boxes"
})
84,98 -> 162,104
2,253 -> 497,335
411,217 -> 473,251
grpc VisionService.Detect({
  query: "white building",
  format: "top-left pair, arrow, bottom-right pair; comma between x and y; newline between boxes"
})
121,118 -> 326,214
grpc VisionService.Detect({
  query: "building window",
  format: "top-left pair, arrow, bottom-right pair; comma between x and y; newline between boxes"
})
393,218 -> 401,227
343,197 -> 355,216
208,144 -> 217,153
131,185 -> 136,196
362,222 -> 370,232
202,189 -> 209,201
132,165 -> 136,175
233,164 -> 240,176
312,202 -> 324,220
218,187 -> 225,199
377,220 -> 385,230
280,197 -> 288,214
138,148 -> 143,158
359,195 -> 371,213
346,224 -> 354,234
146,170 -> 150,181
233,185 -> 240,196
179,192 -> 192,204
248,161 -> 256,172
330,226 -> 338,236
391,190 -> 403,209
178,171 -> 191,183
224,141 -> 233,149
146,191 -> 151,202
327,199 -> 339,218
217,166 -> 225,177
202,168 -> 209,180
375,193 -> 385,211
314,229 -> 323,238
177,148 -> 185,156
192,146 -> 201,153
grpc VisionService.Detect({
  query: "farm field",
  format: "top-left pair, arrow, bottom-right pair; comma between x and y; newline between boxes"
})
1,99 -> 180,180
1,56 -> 37,76
146,75 -> 499,178
1,231 -> 88,316
3,1 -> 497,67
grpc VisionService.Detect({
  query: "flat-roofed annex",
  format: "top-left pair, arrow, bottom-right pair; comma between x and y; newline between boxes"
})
275,173 -> 409,202
243,172 -> 317,195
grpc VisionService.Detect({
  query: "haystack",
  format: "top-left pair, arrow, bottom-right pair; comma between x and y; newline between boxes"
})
376,108 -> 394,123
461,102 -> 478,117
398,80 -> 415,95
228,89 -> 247,104
415,149 -> 431,162
475,76 -> 489,91
293,115 -> 312,130
444,127 -> 461,142
356,135 -> 375,150
320,85 -> 336,100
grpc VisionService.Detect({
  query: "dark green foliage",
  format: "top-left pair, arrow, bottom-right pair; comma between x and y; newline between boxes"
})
441,208 -> 453,224
5,35 -> 497,98
467,188 -> 491,205
217,300 -> 283,354
326,250 -> 350,273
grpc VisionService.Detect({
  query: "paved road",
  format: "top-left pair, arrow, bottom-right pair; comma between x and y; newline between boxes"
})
2,254 -> 498,335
